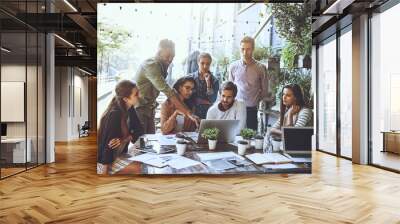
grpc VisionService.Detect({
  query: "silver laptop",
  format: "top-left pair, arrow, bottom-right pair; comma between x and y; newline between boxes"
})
282,127 -> 314,154
197,119 -> 240,144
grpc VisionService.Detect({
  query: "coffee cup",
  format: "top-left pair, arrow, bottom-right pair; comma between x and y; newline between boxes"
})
176,140 -> 187,156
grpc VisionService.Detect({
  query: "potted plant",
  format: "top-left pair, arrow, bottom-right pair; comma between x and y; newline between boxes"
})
254,134 -> 264,150
237,140 -> 248,156
240,128 -> 256,149
202,128 -> 220,150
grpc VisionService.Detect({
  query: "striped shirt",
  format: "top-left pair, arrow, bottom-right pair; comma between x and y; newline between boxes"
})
272,107 -> 313,129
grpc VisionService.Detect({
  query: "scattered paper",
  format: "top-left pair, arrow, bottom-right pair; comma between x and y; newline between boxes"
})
292,157 -> 312,163
263,163 -> 298,169
166,156 -> 201,170
144,134 -> 159,141
128,153 -> 201,169
144,134 -> 176,145
196,151 -> 244,161
128,153 -> 178,167
245,153 -> 293,165
203,159 -> 237,171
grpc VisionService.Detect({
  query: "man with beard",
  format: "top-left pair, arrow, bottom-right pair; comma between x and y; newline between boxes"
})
206,81 -> 246,132
134,39 -> 199,134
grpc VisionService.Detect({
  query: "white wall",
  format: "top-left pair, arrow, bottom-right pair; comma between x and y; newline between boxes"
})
1,63 -> 46,164
55,67 -> 89,141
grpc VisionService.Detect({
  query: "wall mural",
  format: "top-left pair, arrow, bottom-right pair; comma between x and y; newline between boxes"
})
96,3 -> 313,175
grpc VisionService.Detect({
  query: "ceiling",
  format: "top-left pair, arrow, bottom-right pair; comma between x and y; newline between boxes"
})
311,0 -> 389,42
0,0 -> 100,75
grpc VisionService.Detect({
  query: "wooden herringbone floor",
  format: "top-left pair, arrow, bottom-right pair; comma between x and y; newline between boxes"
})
1,135 -> 400,224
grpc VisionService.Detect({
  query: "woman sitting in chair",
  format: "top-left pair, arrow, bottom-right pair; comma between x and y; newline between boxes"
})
269,84 -> 313,140
97,80 -> 143,174
160,76 -> 197,134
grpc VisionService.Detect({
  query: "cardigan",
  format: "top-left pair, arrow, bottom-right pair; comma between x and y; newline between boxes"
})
98,106 -> 144,164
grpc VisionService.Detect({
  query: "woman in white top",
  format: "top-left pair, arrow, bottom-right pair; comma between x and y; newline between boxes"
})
269,84 -> 313,140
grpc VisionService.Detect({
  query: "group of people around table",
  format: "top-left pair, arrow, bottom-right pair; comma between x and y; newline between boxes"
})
97,36 -> 313,173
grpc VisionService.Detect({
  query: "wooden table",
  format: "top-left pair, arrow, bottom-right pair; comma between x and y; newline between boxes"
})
113,142 -> 311,175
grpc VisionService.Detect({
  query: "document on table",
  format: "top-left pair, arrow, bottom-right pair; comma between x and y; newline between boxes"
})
128,153 -> 201,169
203,159 -> 236,171
166,156 -> 202,170
291,157 -> 312,163
245,153 -> 293,165
144,134 -> 160,141
157,134 -> 177,145
144,134 -> 177,145
263,163 -> 298,169
128,153 -> 175,167
196,151 -> 245,161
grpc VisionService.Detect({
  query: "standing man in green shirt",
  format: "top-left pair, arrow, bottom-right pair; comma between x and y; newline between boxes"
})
134,39 -> 199,134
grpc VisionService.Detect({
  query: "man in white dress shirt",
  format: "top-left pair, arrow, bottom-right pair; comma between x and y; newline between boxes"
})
206,81 -> 247,131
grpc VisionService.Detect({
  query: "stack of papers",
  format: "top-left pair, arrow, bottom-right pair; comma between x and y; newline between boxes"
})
245,153 -> 293,165
128,153 -> 201,169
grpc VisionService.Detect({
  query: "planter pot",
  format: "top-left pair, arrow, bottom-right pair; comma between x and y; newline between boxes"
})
243,139 -> 251,149
208,139 -> 217,150
237,142 -> 247,156
176,142 -> 187,156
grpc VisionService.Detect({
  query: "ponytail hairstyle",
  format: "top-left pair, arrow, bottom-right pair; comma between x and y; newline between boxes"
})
99,80 -> 137,137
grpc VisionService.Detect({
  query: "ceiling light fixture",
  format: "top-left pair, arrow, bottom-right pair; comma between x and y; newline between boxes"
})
54,34 -> 75,48
63,0 -> 78,12
1,47 -> 11,53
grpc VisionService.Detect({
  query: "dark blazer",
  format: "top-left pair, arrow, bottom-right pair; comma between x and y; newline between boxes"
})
98,106 -> 144,164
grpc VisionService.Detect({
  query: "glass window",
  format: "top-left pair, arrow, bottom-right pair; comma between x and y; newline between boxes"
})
0,1 -> 46,178
1,31 -> 28,178
339,28 -> 352,158
371,3 -> 400,171
317,36 -> 337,154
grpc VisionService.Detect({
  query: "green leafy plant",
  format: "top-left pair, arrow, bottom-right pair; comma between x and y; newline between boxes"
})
97,21 -> 131,74
202,128 -> 220,140
240,128 -> 256,140
266,3 -> 312,57
273,69 -> 313,109
281,42 -> 298,70
253,46 -> 272,62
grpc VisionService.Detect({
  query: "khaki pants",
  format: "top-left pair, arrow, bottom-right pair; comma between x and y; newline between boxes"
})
136,106 -> 156,134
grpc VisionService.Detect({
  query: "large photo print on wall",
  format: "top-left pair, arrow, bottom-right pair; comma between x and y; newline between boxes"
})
97,3 -> 313,175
